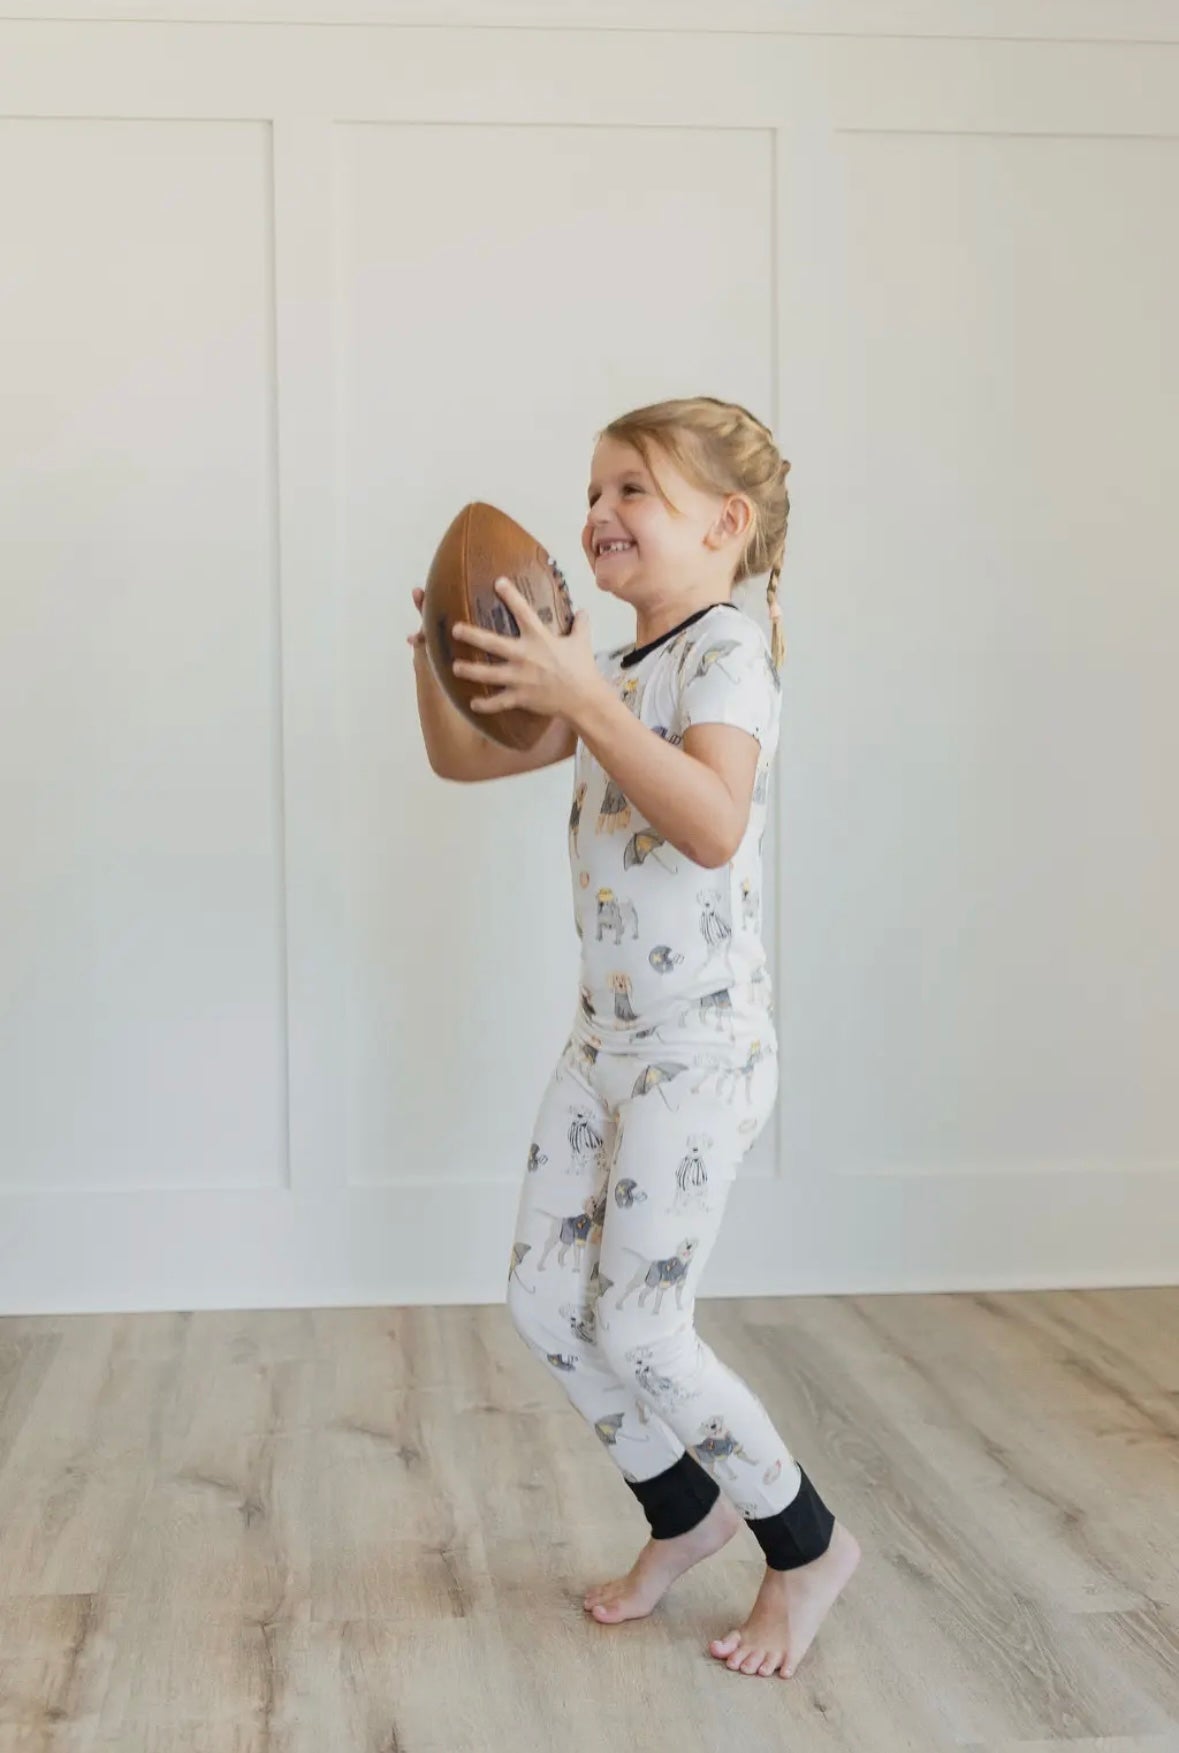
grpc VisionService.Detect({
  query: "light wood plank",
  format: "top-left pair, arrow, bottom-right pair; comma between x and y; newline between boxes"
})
0,1289 -> 1175,1750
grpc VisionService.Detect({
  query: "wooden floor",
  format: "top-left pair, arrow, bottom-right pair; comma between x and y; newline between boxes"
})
0,1287 -> 1176,1752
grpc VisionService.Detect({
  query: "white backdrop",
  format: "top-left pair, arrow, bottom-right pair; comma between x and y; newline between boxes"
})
1,5 -> 1176,1313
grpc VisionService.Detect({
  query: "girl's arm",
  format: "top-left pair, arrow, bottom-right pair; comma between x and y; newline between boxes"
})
447,576 -> 760,845
573,687 -> 759,869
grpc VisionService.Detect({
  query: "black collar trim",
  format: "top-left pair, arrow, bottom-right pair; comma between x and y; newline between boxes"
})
619,600 -> 740,669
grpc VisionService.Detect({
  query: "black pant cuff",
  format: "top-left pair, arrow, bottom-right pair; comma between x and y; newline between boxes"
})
625,1450 -> 721,1540
746,1464 -> 835,1570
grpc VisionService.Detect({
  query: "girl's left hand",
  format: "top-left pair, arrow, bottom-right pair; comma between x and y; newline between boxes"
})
452,578 -> 603,725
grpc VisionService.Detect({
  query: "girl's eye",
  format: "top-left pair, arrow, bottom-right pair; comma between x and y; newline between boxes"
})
587,483 -> 643,509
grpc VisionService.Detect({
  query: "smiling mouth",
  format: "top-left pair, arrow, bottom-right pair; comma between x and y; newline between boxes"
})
595,542 -> 636,562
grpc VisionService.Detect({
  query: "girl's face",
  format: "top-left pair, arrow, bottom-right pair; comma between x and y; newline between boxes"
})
580,434 -> 745,608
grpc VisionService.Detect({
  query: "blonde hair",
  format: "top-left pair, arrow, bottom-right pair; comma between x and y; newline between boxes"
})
598,395 -> 791,669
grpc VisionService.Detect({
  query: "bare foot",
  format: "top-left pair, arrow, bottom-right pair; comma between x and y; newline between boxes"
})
583,1494 -> 744,1624
709,1521 -> 861,1678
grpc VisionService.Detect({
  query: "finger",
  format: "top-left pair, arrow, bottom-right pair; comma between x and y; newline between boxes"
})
494,576 -> 546,633
469,690 -> 519,714
453,658 -> 513,680
412,587 -> 424,606
451,621 -> 514,655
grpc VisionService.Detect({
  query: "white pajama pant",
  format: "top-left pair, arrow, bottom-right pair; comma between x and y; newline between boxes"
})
505,1012 -> 835,1567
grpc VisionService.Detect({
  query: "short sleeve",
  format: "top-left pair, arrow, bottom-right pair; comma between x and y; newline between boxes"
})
675,613 -> 781,748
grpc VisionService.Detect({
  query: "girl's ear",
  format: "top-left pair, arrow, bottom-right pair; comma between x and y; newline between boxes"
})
725,493 -> 754,539
707,494 -> 753,550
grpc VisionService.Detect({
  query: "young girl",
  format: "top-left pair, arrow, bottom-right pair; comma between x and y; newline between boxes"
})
409,396 -> 860,1682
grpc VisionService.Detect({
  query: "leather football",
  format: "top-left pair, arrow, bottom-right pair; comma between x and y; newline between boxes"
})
423,501 -> 575,750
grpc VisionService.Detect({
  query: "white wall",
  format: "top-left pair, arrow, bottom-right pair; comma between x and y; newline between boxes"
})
0,6 -> 1175,1314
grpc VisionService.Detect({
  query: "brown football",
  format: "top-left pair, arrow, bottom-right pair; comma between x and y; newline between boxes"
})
423,501 -> 575,750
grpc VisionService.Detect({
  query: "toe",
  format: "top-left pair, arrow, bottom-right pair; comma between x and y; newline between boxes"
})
739,1649 -> 765,1674
710,1630 -> 741,1656
758,1652 -> 781,1677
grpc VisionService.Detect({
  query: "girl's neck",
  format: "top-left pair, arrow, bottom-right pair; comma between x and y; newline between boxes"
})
635,589 -> 732,648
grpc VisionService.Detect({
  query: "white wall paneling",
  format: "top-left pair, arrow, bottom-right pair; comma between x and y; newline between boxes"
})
0,23 -> 1175,1311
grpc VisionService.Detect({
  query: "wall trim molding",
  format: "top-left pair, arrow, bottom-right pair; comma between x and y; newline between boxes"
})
3,2 -> 1179,40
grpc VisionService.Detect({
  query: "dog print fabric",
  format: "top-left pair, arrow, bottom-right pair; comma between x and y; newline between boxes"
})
506,1027 -> 804,1521
568,603 -> 781,1037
